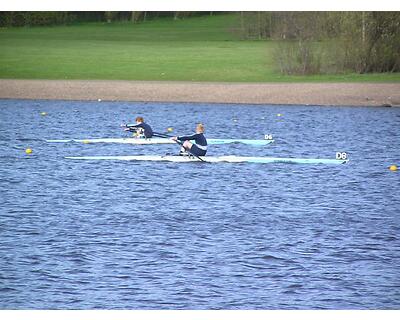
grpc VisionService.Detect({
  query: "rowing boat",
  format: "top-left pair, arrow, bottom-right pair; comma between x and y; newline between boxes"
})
47,137 -> 274,146
65,155 -> 349,165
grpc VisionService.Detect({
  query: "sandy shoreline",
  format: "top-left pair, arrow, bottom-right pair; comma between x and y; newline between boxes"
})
0,79 -> 399,107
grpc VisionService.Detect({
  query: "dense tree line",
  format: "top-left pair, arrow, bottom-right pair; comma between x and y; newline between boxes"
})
239,12 -> 400,74
0,11 -> 215,27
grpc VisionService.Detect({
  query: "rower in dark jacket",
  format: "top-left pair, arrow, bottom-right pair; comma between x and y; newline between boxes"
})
124,116 -> 153,138
172,123 -> 207,156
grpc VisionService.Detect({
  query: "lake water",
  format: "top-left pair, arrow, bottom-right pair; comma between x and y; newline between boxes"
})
0,99 -> 399,309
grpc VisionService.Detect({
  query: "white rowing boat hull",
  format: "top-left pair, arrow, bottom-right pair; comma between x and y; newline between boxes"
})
65,155 -> 349,165
46,137 -> 274,146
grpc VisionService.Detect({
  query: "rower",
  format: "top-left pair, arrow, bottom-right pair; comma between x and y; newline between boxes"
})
171,123 -> 207,156
124,116 -> 153,138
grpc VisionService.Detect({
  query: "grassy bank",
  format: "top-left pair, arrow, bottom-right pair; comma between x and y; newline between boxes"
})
0,14 -> 399,82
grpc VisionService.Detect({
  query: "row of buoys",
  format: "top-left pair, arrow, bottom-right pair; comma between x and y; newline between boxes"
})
40,111 -> 284,121
233,114 -> 283,121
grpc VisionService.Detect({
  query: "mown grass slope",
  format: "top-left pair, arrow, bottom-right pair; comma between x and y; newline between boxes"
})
0,14 -> 399,82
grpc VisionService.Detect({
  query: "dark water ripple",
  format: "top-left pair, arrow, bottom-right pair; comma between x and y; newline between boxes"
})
0,99 -> 399,309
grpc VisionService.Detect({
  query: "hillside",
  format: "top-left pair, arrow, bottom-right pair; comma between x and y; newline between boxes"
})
0,14 -> 399,82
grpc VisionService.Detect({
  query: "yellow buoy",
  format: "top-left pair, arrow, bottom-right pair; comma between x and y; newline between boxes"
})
167,127 -> 173,132
40,112 -> 47,116
389,165 -> 397,171
277,113 -> 282,117
82,140 -> 90,144
25,148 -> 32,154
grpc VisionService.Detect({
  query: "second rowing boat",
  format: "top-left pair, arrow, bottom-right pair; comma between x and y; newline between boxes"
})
46,137 -> 274,146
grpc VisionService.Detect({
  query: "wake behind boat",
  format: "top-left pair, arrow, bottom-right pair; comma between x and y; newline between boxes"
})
65,154 -> 349,165
46,137 -> 274,146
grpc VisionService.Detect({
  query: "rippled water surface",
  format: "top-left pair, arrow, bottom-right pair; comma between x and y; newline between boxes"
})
0,99 -> 399,309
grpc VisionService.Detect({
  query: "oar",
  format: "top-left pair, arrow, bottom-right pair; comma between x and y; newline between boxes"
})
172,138 -> 207,163
152,132 -> 173,138
123,128 -> 207,162
154,132 -> 207,163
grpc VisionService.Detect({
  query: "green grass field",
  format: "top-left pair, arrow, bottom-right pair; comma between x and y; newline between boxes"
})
0,14 -> 399,82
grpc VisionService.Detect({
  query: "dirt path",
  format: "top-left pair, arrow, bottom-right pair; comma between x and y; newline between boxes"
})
1,79 -> 399,106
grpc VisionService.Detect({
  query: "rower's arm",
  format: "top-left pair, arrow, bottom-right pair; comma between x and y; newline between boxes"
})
125,123 -> 145,132
177,133 -> 198,141
126,123 -> 140,128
